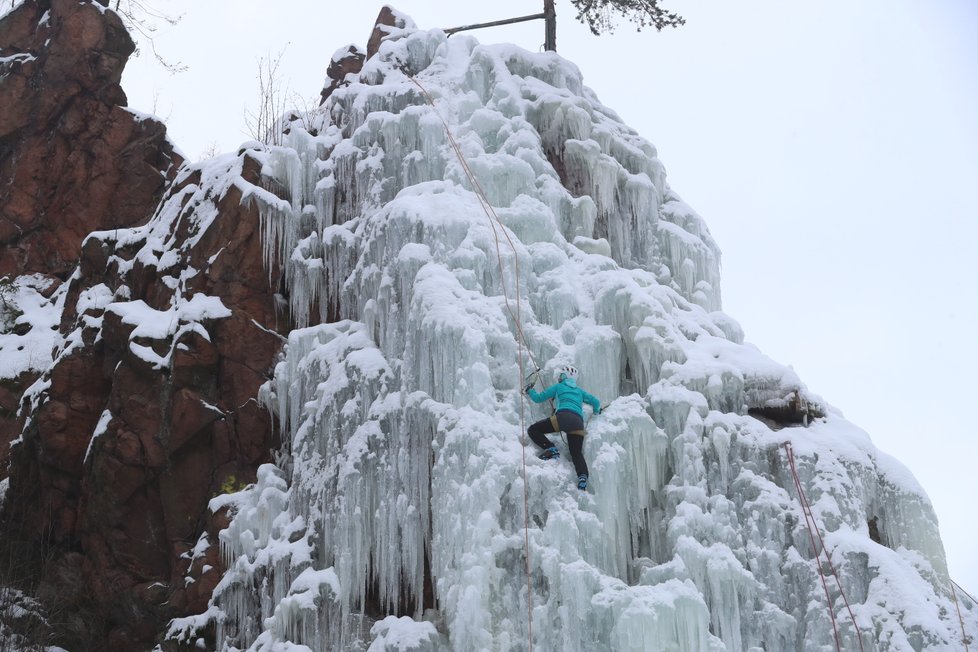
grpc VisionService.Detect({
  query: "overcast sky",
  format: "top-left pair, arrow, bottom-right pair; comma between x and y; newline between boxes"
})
120,0 -> 978,594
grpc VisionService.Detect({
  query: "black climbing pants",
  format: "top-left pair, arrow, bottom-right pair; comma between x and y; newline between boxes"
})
528,409 -> 588,478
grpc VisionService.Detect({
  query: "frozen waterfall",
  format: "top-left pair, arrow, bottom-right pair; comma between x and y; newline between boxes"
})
166,10 -> 976,652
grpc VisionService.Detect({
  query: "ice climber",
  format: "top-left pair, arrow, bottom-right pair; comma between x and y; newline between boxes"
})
524,365 -> 601,491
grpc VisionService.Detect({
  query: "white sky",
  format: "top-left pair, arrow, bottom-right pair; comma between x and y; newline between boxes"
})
121,0 -> 978,594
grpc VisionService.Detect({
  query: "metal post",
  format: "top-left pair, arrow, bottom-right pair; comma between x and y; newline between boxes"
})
443,3 -> 558,52
544,0 -> 556,51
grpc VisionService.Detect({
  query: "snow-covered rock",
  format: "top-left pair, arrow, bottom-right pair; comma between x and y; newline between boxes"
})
164,10 -> 977,652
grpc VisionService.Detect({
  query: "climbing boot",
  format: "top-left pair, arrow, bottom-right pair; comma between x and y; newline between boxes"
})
537,447 -> 560,461
577,474 -> 588,491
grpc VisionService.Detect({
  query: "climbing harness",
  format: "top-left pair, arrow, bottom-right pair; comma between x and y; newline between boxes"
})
526,367 -> 604,444
783,442 -> 865,652
410,75 -> 539,646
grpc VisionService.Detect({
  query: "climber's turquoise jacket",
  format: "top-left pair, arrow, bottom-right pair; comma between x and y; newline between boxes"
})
528,378 -> 601,419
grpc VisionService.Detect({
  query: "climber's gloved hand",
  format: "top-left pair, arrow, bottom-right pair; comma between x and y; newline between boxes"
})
523,383 -> 534,395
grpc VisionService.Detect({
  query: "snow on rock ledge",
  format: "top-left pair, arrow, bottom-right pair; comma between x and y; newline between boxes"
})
3,145 -> 289,648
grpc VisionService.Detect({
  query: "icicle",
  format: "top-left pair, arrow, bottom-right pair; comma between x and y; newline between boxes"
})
185,15 -> 969,652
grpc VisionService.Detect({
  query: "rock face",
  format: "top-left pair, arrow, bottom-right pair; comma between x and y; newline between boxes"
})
319,44 -> 366,105
0,2 -> 284,650
0,0 -> 180,280
7,154 -> 284,651
319,4 -> 413,106
0,0 -> 181,476
366,5 -> 413,59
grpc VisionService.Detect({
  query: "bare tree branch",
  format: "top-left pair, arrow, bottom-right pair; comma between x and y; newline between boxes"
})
112,0 -> 187,74
244,49 -> 290,146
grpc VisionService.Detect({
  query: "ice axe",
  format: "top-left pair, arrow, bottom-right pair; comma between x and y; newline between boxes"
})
523,367 -> 542,394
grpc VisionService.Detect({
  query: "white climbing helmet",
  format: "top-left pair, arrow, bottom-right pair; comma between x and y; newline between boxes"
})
556,365 -> 578,382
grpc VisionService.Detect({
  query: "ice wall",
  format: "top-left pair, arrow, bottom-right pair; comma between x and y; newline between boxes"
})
168,13 -> 977,652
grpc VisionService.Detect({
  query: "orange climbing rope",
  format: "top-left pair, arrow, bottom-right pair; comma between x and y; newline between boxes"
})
407,79 -> 538,362
783,442 -> 865,652
409,75 -> 537,648
950,579 -> 972,652
953,579 -> 978,607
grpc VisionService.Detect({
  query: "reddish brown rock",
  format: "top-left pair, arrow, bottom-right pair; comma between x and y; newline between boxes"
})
0,0 -> 181,280
0,372 -> 34,474
8,157 -> 286,648
320,44 -> 366,105
366,5 -> 410,59
0,3 -> 286,651
4,166 -> 286,650
0,0 -> 178,483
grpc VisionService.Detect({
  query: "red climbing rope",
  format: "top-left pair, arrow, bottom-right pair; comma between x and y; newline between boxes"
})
783,442 -> 866,652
